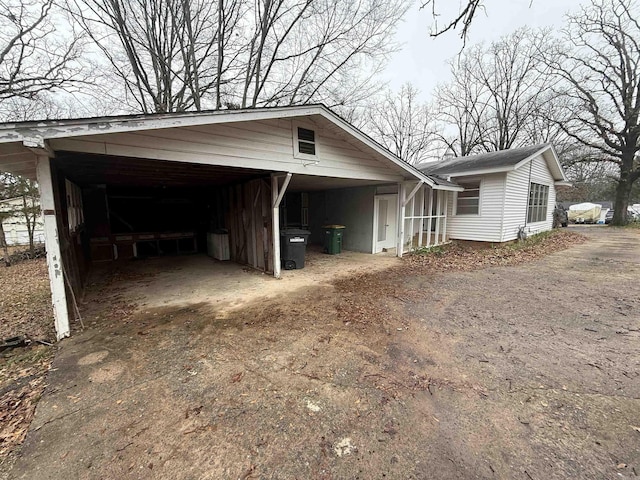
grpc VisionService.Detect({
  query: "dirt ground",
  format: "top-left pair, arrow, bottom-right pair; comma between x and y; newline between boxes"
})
5,227 -> 640,479
0,255 -> 57,463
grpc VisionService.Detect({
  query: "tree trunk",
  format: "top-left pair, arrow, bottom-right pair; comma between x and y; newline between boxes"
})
22,194 -> 35,256
612,175 -> 632,226
0,222 -> 10,267
612,148 -> 637,226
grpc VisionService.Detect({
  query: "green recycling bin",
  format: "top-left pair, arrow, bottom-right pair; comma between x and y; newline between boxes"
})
323,225 -> 345,254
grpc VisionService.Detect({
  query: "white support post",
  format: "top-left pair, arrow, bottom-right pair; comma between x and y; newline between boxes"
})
409,195 -> 415,252
400,180 -> 423,254
271,173 -> 292,279
434,190 -> 442,245
403,181 -> 424,207
36,156 -> 70,340
426,188 -> 433,248
397,182 -> 406,257
442,192 -> 448,243
418,186 -> 425,248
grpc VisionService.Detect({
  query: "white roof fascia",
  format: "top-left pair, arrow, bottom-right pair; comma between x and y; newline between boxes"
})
546,144 -> 569,181
433,183 -> 464,192
315,108 -> 438,188
0,106 -> 325,144
445,166 -> 515,177
513,144 -> 568,182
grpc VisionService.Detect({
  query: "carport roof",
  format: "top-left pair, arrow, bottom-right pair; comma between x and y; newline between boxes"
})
0,104 -> 462,191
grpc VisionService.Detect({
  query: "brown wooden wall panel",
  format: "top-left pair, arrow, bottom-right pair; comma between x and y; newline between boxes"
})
226,178 -> 273,273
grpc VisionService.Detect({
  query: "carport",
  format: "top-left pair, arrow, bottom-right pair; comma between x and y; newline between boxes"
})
0,105 -> 461,340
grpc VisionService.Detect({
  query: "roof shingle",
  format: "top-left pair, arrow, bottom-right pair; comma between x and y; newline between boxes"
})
419,144 -> 551,176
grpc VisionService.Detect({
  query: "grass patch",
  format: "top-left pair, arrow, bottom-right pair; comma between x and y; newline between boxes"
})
508,229 -> 557,250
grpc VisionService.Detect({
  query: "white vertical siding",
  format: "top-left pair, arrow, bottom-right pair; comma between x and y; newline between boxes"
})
0,197 -> 45,245
502,154 -> 556,241
447,173 -> 506,242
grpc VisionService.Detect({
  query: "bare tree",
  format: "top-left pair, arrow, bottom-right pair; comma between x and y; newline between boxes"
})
365,83 -> 435,165
0,174 -> 16,266
433,63 -> 487,157
69,0 -> 409,113
0,173 -> 41,257
0,0 -> 84,103
68,0 -> 244,113
544,0 -> 640,225
421,0 -> 484,41
0,216 -> 10,266
238,0 -> 408,109
434,28 -> 556,156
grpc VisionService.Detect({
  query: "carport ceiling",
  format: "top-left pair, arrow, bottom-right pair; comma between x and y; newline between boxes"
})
55,153 -> 266,188
54,152 -> 391,191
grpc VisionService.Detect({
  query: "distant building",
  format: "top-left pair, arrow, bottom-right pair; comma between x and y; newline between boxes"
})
0,196 -> 44,245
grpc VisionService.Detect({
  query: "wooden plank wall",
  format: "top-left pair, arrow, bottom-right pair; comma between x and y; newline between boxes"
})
226,178 -> 273,273
51,163 -> 87,307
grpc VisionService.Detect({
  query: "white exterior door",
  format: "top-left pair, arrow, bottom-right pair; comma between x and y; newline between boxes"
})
374,194 -> 397,253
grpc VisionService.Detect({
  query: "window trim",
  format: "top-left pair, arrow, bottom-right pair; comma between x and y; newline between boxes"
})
527,182 -> 550,223
455,180 -> 481,216
293,123 -> 319,160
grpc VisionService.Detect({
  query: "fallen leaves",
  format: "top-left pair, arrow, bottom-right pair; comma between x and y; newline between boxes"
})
334,230 -> 586,329
0,345 -> 54,458
0,258 -> 54,342
405,230 -> 586,272
0,257 -> 56,460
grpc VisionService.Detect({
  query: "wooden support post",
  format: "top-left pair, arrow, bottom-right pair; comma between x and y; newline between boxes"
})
271,173 -> 292,279
36,156 -> 70,340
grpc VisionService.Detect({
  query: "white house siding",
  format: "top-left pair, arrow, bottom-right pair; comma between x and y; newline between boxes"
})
446,173 -> 506,242
308,186 -> 375,253
502,154 -> 556,241
49,118 -> 404,184
0,198 -> 44,246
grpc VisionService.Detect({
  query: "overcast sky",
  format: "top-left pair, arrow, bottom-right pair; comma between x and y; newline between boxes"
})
383,0 -> 589,101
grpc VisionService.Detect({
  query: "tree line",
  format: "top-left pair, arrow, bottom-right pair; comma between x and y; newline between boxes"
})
367,0 -> 640,226
0,0 -> 638,226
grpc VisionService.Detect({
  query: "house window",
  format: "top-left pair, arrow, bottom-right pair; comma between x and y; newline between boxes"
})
527,183 -> 549,223
456,181 -> 480,215
297,127 -> 316,156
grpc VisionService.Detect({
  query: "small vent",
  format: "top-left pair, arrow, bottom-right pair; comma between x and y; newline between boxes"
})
297,127 -> 316,156
298,127 -> 315,142
298,141 -> 316,155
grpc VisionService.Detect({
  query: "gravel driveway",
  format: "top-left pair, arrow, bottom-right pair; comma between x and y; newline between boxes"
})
7,226 -> 640,480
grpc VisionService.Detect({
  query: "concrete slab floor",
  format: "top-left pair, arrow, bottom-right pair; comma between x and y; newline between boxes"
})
83,246 -> 401,318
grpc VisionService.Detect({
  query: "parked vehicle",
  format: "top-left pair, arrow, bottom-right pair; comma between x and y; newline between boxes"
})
605,210 -> 614,224
568,203 -> 602,224
606,210 -> 637,224
553,203 -> 568,228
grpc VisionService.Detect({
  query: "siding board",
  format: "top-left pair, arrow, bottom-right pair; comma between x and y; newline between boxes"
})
502,154 -> 555,241
49,117 -> 404,183
447,173 -> 506,242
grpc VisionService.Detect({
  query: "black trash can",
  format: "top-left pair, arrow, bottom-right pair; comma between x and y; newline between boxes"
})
280,229 -> 311,269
